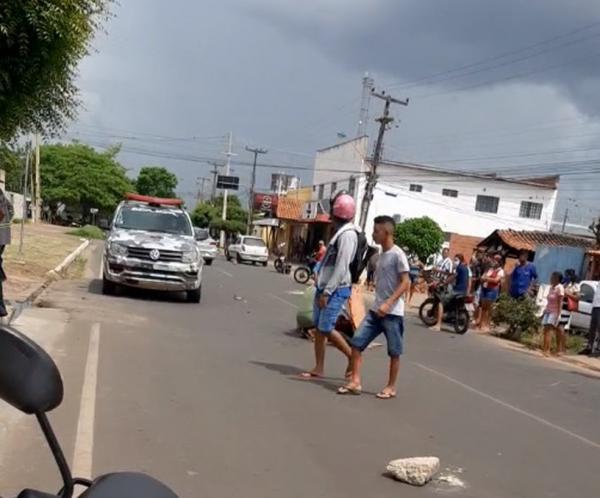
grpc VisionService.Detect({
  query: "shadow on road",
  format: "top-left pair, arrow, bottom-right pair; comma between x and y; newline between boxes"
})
249,360 -> 343,393
87,278 -> 188,303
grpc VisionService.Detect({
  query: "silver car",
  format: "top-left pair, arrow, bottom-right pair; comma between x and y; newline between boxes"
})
103,197 -> 203,302
194,228 -> 218,265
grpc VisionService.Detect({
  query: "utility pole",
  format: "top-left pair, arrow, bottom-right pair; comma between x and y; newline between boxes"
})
196,177 -> 210,204
18,146 -> 31,255
245,146 -> 268,234
358,90 -> 409,230
357,72 -> 374,137
206,161 -> 222,201
33,133 -> 41,223
220,132 -> 234,248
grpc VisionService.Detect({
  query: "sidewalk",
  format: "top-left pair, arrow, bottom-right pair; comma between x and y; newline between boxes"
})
4,223 -> 85,302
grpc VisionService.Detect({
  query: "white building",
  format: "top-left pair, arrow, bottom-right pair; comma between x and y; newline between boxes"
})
312,137 -> 559,239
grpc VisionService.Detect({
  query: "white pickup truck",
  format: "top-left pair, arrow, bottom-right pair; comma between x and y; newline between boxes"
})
536,280 -> 598,331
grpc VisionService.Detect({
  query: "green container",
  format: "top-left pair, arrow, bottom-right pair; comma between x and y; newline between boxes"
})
296,286 -> 316,330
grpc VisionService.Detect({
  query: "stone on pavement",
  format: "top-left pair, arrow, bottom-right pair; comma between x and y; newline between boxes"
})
386,456 -> 440,486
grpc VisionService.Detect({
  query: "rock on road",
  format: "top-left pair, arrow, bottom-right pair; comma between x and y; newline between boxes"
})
1,245 -> 599,497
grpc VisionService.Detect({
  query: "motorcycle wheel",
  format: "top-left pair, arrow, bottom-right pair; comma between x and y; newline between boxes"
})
274,259 -> 283,272
454,309 -> 470,335
294,267 -> 311,284
419,298 -> 438,326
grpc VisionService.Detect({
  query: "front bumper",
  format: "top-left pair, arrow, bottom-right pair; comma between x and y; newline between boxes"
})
104,256 -> 202,291
199,247 -> 218,260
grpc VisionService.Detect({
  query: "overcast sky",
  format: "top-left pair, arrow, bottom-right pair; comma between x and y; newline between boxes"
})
67,0 -> 600,229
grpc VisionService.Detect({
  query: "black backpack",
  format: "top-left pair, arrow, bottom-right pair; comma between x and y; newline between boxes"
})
335,229 -> 377,284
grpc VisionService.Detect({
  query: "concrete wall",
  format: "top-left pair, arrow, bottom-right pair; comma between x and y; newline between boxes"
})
6,192 -> 26,221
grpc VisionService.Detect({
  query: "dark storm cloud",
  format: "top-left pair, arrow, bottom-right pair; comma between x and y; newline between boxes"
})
247,0 -> 600,114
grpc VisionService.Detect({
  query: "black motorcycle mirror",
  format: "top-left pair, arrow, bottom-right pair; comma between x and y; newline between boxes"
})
0,325 -> 178,498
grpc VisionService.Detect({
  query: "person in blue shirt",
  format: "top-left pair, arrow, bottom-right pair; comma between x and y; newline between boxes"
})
431,253 -> 471,331
509,250 -> 538,299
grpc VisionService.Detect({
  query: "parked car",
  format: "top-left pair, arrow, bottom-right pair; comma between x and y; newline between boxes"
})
535,280 -> 598,332
194,227 -> 217,265
103,193 -> 203,302
226,235 -> 269,265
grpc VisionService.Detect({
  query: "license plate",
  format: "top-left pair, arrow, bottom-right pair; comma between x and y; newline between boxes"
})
153,263 -> 172,271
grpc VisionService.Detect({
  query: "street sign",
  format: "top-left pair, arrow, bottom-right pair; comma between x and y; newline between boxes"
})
217,175 -> 239,190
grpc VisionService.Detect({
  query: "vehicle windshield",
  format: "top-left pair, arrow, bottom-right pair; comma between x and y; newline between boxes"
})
195,228 -> 210,241
115,205 -> 193,236
244,237 -> 266,247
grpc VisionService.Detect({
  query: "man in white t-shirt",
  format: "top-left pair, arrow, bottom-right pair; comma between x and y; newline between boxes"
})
436,247 -> 453,275
337,215 -> 410,400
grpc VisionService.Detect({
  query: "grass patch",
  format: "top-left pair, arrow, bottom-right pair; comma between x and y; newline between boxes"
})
65,256 -> 87,279
68,225 -> 106,240
518,331 -> 587,354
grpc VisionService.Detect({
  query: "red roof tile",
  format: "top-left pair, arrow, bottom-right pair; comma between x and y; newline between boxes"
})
276,197 -> 304,220
479,229 -> 594,252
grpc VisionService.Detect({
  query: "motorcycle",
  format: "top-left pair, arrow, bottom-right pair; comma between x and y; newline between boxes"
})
293,256 -> 318,284
273,242 -> 291,274
0,324 -> 178,498
419,281 -> 472,334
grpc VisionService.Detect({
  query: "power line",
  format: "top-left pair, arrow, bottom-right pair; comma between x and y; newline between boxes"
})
384,20 -> 600,90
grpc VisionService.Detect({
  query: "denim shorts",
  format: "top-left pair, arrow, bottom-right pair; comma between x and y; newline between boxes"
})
542,312 -> 559,327
480,287 -> 499,302
313,287 -> 352,334
351,311 -> 404,357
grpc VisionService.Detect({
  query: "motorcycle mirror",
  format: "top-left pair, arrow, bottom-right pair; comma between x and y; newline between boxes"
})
0,325 -> 63,414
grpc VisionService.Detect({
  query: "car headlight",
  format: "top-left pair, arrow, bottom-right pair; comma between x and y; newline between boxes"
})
182,247 -> 199,263
109,242 -> 128,257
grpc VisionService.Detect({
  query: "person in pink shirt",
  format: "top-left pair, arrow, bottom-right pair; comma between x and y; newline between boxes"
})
541,271 -> 565,356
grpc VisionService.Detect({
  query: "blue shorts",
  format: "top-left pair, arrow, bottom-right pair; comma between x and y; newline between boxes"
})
351,311 -> 404,357
480,287 -> 499,302
313,287 -> 352,334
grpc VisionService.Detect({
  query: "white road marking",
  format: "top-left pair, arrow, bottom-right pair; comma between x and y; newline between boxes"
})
414,362 -> 600,450
72,323 -> 101,480
214,267 -> 233,278
268,293 -> 299,309
285,290 -> 306,295
97,247 -> 104,279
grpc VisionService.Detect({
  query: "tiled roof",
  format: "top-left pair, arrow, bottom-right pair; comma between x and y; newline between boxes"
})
480,229 -> 595,251
276,197 -> 304,220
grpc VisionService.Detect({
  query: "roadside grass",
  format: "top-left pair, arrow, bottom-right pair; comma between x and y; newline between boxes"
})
64,256 -> 87,279
67,225 -> 106,240
517,331 -> 587,354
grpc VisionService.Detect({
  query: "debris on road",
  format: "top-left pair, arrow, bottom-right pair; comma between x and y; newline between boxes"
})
386,456 -> 440,486
436,473 -> 466,488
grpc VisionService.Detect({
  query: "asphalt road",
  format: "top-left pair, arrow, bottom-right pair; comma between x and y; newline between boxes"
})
2,247 -> 600,497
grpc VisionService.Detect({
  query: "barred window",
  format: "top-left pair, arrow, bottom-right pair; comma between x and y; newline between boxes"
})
409,184 -> 423,193
442,189 -> 458,198
475,195 -> 499,214
519,201 -> 543,220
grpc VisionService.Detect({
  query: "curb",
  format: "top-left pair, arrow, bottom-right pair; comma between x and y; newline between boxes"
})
12,239 -> 91,308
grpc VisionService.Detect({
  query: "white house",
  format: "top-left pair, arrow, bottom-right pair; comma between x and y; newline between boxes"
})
312,137 -> 560,239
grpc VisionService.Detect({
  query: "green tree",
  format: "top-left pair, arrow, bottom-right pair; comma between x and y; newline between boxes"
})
191,195 -> 248,233
0,1 -> 114,140
0,143 -> 25,192
394,216 -> 444,261
135,166 -> 178,198
40,143 -> 133,217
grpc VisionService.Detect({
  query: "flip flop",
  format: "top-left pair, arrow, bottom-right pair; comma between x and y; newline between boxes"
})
337,385 -> 362,395
299,371 -> 323,380
376,391 -> 396,400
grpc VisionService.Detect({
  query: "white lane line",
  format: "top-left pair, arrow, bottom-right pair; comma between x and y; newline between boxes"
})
97,247 -> 104,279
72,323 -> 101,480
267,293 -> 299,309
414,362 -> 600,450
214,267 -> 233,278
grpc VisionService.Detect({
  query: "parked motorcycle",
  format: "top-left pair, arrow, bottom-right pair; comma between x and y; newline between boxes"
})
273,242 -> 291,274
419,282 -> 472,334
293,257 -> 318,284
0,324 -> 178,498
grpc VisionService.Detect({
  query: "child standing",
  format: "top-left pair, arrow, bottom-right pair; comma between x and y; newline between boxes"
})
542,271 -> 565,357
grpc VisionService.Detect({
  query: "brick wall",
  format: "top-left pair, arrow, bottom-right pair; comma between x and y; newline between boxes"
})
449,233 -> 483,259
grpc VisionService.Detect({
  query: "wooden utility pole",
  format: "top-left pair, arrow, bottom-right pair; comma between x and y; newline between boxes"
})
358,90 -> 409,230
196,177 -> 210,204
245,146 -> 268,234
34,133 -> 41,223
206,161 -> 222,201
18,146 -> 31,255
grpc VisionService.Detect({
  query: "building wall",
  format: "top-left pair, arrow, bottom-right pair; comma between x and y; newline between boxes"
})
364,163 -> 558,239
